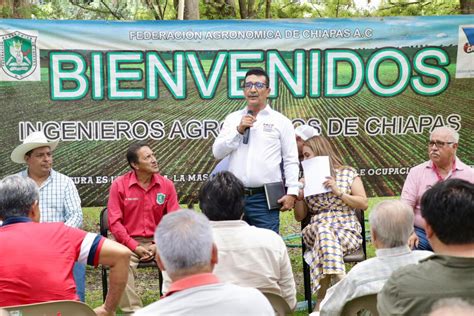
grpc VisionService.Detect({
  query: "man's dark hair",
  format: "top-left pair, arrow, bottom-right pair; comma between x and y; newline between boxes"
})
421,178 -> 474,245
199,171 -> 245,221
245,68 -> 270,87
126,141 -> 149,170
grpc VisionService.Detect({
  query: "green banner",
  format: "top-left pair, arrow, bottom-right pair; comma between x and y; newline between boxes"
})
0,16 -> 473,206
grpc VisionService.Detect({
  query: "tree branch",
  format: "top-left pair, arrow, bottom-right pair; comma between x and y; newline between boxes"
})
68,0 -> 124,19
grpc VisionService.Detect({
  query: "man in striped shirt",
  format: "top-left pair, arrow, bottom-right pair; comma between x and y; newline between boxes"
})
10,131 -> 86,301
0,175 -> 131,315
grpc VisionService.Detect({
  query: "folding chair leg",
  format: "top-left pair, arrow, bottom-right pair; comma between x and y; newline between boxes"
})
101,266 -> 108,302
159,270 -> 163,296
302,244 -> 312,312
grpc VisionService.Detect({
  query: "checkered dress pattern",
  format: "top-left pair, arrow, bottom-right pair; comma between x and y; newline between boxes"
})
303,166 -> 362,294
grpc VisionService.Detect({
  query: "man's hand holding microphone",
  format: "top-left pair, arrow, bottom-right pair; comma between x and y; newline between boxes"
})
237,110 -> 255,144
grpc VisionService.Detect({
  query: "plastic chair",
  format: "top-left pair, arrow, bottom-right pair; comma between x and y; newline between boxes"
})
301,209 -> 367,313
3,300 -> 95,316
341,294 -> 379,316
262,292 -> 292,316
99,207 -> 163,302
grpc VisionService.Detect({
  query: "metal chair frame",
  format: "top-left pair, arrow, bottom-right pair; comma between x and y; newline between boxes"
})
99,207 -> 163,302
301,209 -> 367,313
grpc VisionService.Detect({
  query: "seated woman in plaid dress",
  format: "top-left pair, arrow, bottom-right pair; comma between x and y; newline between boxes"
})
294,135 -> 368,311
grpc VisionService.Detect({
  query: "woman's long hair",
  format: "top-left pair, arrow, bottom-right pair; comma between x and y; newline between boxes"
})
303,135 -> 344,177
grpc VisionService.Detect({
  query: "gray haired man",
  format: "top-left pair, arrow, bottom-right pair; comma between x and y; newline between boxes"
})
319,200 -> 432,316
401,126 -> 474,251
134,209 -> 273,316
0,175 -> 130,315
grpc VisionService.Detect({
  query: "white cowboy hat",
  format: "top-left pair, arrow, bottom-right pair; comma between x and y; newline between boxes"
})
295,124 -> 320,141
11,131 -> 59,164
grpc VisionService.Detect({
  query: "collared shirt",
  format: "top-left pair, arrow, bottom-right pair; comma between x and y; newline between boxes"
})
107,171 -> 180,251
134,273 -> 274,316
378,254 -> 474,316
18,169 -> 83,228
160,220 -> 297,309
0,220 -> 104,306
401,157 -> 474,228
164,273 -> 220,297
320,246 -> 432,316
212,105 -> 299,195
211,220 -> 297,309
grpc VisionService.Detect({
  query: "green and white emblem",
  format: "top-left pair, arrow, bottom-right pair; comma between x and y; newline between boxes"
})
0,31 -> 39,81
156,193 -> 166,205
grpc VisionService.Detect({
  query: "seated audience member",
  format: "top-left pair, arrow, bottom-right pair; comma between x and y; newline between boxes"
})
429,298 -> 474,316
11,131 -> 86,301
401,126 -> 474,251
200,171 -> 297,309
294,135 -> 368,309
319,200 -> 432,316
107,142 -> 180,314
378,179 -> 474,315
0,175 -> 130,316
134,209 -> 274,316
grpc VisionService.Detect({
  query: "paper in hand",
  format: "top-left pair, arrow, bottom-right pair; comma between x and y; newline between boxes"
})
301,156 -> 331,197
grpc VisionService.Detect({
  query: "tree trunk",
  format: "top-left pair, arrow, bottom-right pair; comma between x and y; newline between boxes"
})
460,0 -> 474,14
226,0 -> 236,17
239,0 -> 248,18
265,0 -> 271,18
247,0 -> 255,18
184,0 -> 199,19
11,0 -> 30,18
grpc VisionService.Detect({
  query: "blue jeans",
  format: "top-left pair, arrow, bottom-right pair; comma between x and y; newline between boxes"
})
73,262 -> 86,302
244,192 -> 280,233
414,226 -> 433,251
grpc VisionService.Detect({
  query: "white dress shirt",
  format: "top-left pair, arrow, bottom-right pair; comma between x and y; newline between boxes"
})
211,220 -> 297,309
319,245 -> 433,316
134,282 -> 274,316
161,220 -> 297,309
213,105 -> 299,195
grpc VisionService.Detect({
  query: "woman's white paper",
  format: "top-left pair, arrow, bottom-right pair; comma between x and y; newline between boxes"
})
301,156 -> 331,197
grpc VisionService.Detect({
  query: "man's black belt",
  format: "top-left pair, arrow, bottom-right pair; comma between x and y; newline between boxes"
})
244,187 -> 265,196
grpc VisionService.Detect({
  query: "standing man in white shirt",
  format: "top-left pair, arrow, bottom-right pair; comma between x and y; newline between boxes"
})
213,68 -> 299,233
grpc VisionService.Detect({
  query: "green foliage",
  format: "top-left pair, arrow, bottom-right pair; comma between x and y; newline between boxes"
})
269,0 -> 315,19
373,0 -> 460,17
0,4 -> 32,18
200,0 -> 237,19
14,0 -> 464,20
30,0 -> 176,21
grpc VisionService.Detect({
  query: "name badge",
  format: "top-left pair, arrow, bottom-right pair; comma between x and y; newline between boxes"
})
263,123 -> 274,132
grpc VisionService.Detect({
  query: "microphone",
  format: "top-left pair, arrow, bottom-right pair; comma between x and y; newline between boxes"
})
242,110 -> 253,144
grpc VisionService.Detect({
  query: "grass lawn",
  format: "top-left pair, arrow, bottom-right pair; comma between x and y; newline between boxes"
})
83,196 -> 398,315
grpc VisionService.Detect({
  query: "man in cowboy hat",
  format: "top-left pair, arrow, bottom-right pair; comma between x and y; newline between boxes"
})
10,131 -> 86,302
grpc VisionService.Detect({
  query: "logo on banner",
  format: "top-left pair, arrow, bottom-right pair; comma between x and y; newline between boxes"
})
462,27 -> 474,53
0,31 -> 38,80
455,25 -> 474,79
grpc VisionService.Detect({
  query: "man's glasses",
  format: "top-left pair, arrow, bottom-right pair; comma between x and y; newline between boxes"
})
428,140 -> 454,148
244,82 -> 267,90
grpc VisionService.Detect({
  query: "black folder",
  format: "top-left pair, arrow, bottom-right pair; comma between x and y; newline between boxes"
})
264,182 -> 286,210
